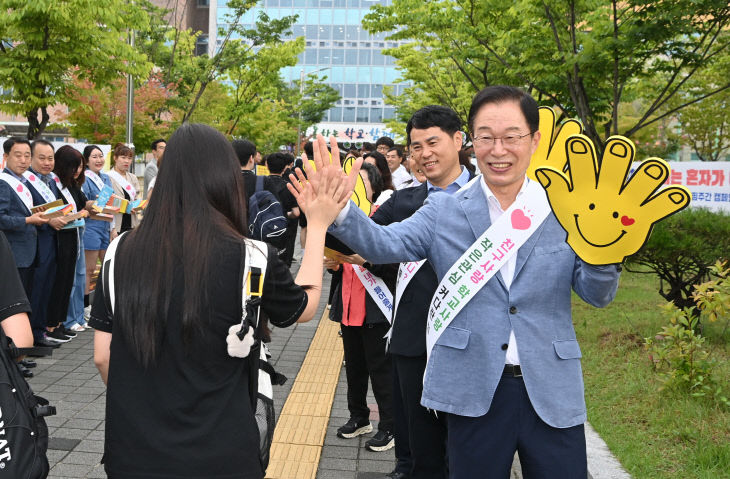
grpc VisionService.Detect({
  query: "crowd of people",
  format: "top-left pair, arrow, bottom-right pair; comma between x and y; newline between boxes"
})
0,84 -> 622,479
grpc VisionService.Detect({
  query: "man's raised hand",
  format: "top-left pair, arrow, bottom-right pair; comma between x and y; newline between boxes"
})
535,135 -> 691,265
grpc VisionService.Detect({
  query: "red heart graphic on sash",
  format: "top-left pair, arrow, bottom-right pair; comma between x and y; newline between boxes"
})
16,184 -> 23,192
511,209 -> 531,230
126,185 -> 131,190
621,215 -> 635,226
29,175 -> 36,181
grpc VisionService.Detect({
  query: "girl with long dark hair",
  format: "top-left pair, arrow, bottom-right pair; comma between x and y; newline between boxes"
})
54,146 -> 93,332
90,124 -> 352,478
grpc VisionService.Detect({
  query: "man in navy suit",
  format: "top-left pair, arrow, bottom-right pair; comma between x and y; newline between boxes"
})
0,137 -> 48,294
299,86 -> 621,478
373,106 -> 474,479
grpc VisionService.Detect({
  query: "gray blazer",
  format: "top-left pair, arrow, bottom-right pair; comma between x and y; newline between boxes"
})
143,160 -> 158,199
0,179 -> 37,268
330,179 -> 620,428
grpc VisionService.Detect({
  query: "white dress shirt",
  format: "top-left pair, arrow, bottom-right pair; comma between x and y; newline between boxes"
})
479,176 -> 531,365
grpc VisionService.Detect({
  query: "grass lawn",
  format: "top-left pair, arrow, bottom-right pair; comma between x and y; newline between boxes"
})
574,270 -> 730,479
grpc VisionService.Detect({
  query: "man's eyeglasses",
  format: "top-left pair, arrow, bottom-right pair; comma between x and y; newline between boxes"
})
472,132 -> 533,148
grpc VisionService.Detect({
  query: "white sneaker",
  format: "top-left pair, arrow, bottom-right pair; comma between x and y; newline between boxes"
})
69,323 -> 86,332
83,305 -> 91,321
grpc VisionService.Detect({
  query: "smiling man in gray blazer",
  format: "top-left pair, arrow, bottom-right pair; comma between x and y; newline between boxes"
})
318,86 -> 621,478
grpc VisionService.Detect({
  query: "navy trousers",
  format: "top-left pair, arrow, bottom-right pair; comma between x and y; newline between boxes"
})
447,374 -> 587,479
393,353 -> 448,479
30,231 -> 57,341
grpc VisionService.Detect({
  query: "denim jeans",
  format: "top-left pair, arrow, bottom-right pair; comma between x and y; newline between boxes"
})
65,227 -> 86,328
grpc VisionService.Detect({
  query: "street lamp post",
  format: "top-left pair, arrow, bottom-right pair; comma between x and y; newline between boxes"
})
126,29 -> 135,173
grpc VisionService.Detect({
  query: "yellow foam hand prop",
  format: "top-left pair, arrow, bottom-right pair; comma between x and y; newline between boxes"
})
527,106 -> 583,181
343,156 -> 372,216
534,135 -> 691,265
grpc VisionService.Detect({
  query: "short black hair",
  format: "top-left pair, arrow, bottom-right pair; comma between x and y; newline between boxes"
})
387,146 -> 403,158
361,142 -> 374,153
468,85 -> 539,135
151,138 -> 166,150
375,136 -> 394,148
231,139 -> 256,167
406,105 -> 462,145
303,141 -> 314,159
31,139 -> 55,155
266,152 -> 294,174
3,137 -> 31,154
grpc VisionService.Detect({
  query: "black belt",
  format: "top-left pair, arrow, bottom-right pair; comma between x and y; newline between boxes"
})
503,364 -> 522,377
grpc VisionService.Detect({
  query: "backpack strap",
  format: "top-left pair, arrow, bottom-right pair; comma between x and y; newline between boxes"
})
255,175 -> 264,194
102,232 -> 127,315
240,238 -> 268,335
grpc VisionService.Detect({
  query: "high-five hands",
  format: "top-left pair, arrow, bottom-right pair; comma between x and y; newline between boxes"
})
287,134 -> 363,226
535,135 -> 691,265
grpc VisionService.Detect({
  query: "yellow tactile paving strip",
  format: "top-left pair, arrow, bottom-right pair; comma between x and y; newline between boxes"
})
266,310 -> 344,479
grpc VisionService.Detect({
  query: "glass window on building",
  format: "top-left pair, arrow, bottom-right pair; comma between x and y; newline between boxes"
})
358,84 -> 369,97
267,0 -> 279,6
332,49 -> 344,65
345,49 -> 358,65
348,0 -> 361,6
292,25 -> 306,38
320,25 -> 332,40
344,84 -> 357,98
371,84 -> 383,98
330,107 -> 343,122
343,106 -> 356,122
320,0 -> 333,7
334,25 -> 345,40
346,26 -> 359,41
372,50 -> 385,65
356,107 -> 369,123
307,0 -> 319,6
358,49 -> 370,65
370,108 -> 383,123
294,0 -> 307,5
334,0 -> 347,6
306,25 -> 318,38
305,48 -> 317,64
383,107 -> 395,120
318,49 -> 331,63
195,34 -> 208,56
280,0 -> 292,5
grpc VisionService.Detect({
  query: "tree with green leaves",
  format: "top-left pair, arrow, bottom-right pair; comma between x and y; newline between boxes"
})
0,0 -> 152,139
61,74 -> 179,150
364,0 -> 730,153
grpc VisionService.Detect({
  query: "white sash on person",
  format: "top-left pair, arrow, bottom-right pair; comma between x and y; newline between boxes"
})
0,172 -> 33,213
52,175 -> 78,213
390,174 -> 483,326
425,180 -> 551,364
84,169 -> 105,193
23,170 -> 57,203
351,264 -> 394,321
107,169 -> 136,201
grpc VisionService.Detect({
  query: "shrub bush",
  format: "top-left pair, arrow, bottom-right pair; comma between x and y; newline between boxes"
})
626,208 -> 730,311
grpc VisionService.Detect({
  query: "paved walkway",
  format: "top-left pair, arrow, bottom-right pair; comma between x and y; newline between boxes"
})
27,255 -> 630,479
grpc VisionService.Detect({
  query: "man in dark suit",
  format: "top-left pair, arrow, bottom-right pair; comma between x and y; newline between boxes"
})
372,106 -> 474,479
0,137 -> 48,293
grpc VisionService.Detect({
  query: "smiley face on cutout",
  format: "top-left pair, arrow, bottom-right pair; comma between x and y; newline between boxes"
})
534,135 -> 691,265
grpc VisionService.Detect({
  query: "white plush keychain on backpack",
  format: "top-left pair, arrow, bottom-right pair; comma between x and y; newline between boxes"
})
227,239 -> 268,358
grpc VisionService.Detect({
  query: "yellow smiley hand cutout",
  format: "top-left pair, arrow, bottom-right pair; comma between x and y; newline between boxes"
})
535,135 -> 691,265
343,156 -> 372,216
527,107 -> 583,181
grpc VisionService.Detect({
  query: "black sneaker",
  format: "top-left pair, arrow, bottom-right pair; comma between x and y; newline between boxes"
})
33,335 -> 61,349
45,329 -> 72,343
365,430 -> 395,452
336,418 -> 372,439
58,325 -> 76,338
